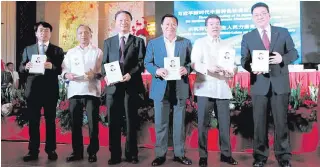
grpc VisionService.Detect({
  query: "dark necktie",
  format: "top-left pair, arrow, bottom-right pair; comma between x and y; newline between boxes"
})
262,30 -> 270,50
120,36 -> 125,63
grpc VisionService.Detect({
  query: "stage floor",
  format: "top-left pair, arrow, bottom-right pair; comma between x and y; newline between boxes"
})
1,141 -> 320,167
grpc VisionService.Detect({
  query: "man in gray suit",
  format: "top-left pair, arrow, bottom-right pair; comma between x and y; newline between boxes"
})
241,2 -> 298,167
144,14 -> 192,166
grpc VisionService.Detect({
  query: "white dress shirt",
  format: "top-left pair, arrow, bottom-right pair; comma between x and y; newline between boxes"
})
119,33 -> 130,45
257,24 -> 271,41
62,44 -> 103,99
191,35 -> 235,99
164,36 -> 177,58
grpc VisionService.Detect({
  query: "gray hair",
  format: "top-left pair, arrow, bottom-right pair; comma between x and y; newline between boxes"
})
77,24 -> 93,33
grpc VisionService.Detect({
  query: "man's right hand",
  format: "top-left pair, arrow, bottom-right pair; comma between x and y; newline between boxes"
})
65,73 -> 76,81
156,68 -> 168,78
25,62 -> 32,70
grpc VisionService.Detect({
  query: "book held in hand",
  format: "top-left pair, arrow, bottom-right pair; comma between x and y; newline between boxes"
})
104,61 -> 123,84
164,57 -> 181,80
217,49 -> 236,71
29,54 -> 47,74
252,50 -> 269,72
70,55 -> 85,78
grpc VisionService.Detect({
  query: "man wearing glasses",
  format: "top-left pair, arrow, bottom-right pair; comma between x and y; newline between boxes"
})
19,21 -> 64,162
241,2 -> 298,167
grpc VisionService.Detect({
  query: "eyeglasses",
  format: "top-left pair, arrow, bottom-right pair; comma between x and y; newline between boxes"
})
253,13 -> 269,18
38,28 -> 50,33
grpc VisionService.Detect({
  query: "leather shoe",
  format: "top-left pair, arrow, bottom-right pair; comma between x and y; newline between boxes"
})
108,158 -> 121,165
125,156 -> 139,164
23,152 -> 38,162
173,156 -> 192,165
47,151 -> 58,161
88,154 -> 97,163
220,155 -> 238,165
151,156 -> 166,166
253,160 -> 266,167
66,152 -> 83,162
199,157 -> 208,167
278,160 -> 291,167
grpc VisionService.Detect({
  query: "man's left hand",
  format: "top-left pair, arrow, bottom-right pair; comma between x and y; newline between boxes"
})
85,69 -> 95,80
180,66 -> 188,76
269,52 -> 283,64
121,73 -> 131,82
44,62 -> 53,69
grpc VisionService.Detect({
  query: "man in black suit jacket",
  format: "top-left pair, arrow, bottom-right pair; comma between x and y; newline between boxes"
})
19,22 -> 64,162
102,10 -> 146,165
241,3 -> 298,167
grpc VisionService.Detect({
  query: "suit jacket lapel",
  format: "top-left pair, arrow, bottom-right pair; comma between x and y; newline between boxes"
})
174,36 -> 181,57
269,26 -> 279,52
112,35 -> 120,60
32,44 -> 38,54
160,36 -> 167,57
124,34 -> 134,52
254,29 -> 266,50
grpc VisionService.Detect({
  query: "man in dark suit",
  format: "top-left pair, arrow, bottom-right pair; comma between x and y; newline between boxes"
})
102,10 -> 146,165
19,22 -> 64,162
241,3 -> 298,167
144,14 -> 192,166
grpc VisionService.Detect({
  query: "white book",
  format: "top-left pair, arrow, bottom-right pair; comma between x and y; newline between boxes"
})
252,50 -> 269,72
164,57 -> 181,80
104,61 -> 123,84
29,54 -> 47,75
70,55 -> 86,78
217,49 -> 236,71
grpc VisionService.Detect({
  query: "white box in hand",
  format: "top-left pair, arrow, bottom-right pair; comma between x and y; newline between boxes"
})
217,49 -> 236,71
104,61 -> 123,84
164,57 -> 181,80
29,54 -> 47,74
252,50 -> 269,72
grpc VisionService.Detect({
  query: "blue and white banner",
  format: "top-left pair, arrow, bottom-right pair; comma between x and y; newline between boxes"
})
174,1 -> 301,64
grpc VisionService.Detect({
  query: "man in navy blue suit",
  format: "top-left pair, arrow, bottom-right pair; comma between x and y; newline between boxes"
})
241,2 -> 298,167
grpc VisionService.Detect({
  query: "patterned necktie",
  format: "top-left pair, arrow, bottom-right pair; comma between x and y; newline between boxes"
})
262,30 -> 270,50
39,44 -> 45,55
120,36 -> 125,63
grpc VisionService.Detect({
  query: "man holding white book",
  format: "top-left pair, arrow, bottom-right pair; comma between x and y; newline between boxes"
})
144,14 -> 192,166
241,2 -> 298,167
102,11 -> 146,165
62,25 -> 103,163
191,14 -> 238,167
19,21 -> 64,162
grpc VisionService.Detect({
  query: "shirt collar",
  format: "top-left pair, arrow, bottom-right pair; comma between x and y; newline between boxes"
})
257,24 -> 271,35
119,33 -> 130,40
38,41 -> 49,47
76,43 -> 93,50
163,36 -> 177,44
207,35 -> 220,43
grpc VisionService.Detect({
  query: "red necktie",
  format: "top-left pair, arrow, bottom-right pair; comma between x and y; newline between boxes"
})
262,30 -> 270,50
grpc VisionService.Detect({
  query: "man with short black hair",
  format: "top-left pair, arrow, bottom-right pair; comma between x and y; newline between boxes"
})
20,21 -> 64,162
241,2 -> 298,167
145,14 -> 192,166
103,10 -> 146,165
